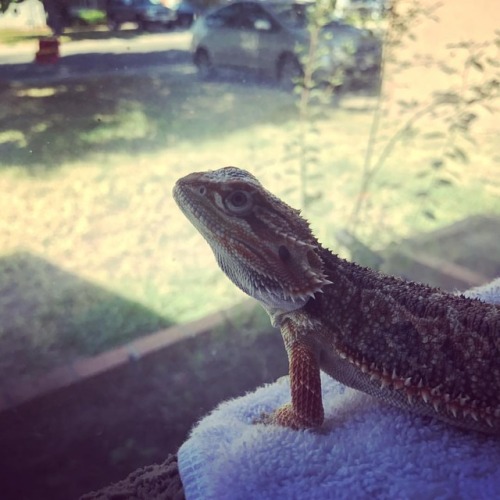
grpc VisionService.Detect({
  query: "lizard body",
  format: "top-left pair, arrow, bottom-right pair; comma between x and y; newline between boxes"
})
173,166 -> 500,434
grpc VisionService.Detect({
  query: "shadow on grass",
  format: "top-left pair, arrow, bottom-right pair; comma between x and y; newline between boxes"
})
0,54 -> 298,172
0,251 -> 173,381
0,48 -> 190,81
0,301 -> 284,500
0,29 -> 50,46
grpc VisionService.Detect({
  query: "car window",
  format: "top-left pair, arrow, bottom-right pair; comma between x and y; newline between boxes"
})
270,2 -> 309,30
205,4 -> 242,29
206,2 -> 277,31
134,0 -> 157,6
237,3 -> 277,31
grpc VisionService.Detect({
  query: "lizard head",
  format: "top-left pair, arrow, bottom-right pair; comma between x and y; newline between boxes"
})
173,166 -> 331,315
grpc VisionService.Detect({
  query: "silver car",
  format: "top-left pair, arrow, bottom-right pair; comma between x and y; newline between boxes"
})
191,0 -> 382,87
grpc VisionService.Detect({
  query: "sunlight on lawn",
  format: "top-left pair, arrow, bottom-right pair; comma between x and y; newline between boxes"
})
0,64 -> 498,381
15,87 -> 58,98
82,105 -> 151,143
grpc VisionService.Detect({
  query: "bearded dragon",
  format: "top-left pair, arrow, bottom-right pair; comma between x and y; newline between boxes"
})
173,166 -> 500,435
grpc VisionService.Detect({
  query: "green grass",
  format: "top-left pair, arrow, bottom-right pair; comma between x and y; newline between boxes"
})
0,72 -> 498,381
0,24 -> 140,47
0,28 -> 51,45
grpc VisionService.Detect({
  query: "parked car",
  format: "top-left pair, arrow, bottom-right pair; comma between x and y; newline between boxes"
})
170,0 -> 200,27
191,1 -> 382,88
106,0 -> 176,30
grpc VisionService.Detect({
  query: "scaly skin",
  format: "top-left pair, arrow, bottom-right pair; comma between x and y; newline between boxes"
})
173,166 -> 500,434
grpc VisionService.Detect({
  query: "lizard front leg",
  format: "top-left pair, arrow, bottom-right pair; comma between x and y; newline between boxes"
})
260,320 -> 324,429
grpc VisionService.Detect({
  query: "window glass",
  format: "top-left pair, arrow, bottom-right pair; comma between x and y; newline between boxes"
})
237,3 -> 274,31
206,4 -> 242,28
0,1 -> 498,499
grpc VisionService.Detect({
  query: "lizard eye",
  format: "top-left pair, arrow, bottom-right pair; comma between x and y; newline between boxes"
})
225,190 -> 253,214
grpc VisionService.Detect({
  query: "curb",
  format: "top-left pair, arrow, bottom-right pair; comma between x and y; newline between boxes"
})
0,300 -> 257,413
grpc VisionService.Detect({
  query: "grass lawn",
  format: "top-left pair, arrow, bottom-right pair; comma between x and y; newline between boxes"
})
0,69 -> 498,381
0,28 -> 52,46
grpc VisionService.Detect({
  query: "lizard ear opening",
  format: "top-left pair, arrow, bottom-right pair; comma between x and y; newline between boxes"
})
278,245 -> 291,262
271,242 -> 331,301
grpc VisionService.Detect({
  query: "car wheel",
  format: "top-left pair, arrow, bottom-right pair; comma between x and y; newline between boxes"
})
277,54 -> 303,91
107,18 -> 121,31
178,13 -> 193,28
137,18 -> 149,31
194,49 -> 214,80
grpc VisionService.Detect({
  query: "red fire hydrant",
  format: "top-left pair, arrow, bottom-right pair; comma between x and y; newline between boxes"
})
35,37 -> 60,64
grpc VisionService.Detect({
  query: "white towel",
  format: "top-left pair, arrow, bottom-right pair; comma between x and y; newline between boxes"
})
178,280 -> 500,500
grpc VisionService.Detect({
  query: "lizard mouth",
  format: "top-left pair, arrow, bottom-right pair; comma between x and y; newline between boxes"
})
172,180 -> 216,235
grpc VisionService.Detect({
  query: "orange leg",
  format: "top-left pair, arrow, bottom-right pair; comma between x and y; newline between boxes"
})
264,340 -> 324,429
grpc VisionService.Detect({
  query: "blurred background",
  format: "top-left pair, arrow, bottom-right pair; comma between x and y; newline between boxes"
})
0,0 -> 498,498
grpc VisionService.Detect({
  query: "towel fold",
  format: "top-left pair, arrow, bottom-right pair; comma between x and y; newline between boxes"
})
178,280 -> 500,500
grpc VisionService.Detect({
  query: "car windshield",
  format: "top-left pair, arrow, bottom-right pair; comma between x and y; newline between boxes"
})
139,0 -> 162,5
268,2 -> 310,30
269,2 -> 349,32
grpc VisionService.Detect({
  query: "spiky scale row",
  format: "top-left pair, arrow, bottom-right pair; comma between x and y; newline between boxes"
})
338,344 -> 498,429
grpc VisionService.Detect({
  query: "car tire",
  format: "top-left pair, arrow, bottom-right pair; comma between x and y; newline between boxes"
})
107,18 -> 121,31
137,17 -> 150,31
277,54 -> 303,91
175,13 -> 192,28
194,49 -> 214,80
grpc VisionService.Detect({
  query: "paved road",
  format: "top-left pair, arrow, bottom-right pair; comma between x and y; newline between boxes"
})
0,30 -> 193,82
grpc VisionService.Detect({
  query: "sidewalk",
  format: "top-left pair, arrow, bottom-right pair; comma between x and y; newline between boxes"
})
0,30 -> 192,84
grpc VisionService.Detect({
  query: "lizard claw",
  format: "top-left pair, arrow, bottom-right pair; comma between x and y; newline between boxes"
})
252,404 -> 313,429
252,411 -> 274,425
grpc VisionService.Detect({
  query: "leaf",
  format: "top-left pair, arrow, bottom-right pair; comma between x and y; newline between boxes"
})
461,112 -> 477,126
462,134 -> 477,146
446,146 -> 469,163
397,99 -> 419,109
416,170 -> 431,179
485,57 -> 500,67
483,104 -> 496,115
307,173 -> 324,181
422,131 -> 445,140
436,178 -> 453,187
282,187 -> 297,197
304,192 -> 322,205
438,63 -> 456,75
469,57 -> 484,72
433,92 -> 460,105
